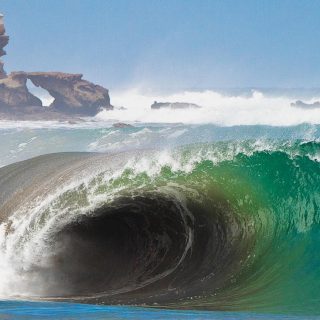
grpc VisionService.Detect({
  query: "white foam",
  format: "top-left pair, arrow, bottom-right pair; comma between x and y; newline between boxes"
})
0,89 -> 319,129
96,89 -> 320,126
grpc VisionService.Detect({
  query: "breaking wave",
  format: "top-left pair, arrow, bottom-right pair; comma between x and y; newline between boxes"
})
0,141 -> 319,315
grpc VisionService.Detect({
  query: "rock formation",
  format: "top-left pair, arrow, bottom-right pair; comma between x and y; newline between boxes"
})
0,72 -> 42,108
112,122 -> 133,128
0,72 -> 113,116
151,101 -> 201,109
0,14 -> 9,79
290,100 -> 320,109
27,72 -> 113,115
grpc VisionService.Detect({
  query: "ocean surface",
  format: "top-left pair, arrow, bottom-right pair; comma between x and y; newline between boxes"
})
0,300 -> 316,320
0,92 -> 320,319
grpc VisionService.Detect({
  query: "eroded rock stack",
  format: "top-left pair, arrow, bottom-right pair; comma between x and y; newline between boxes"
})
0,72 -> 113,116
28,72 -> 113,115
0,14 -> 9,79
0,72 -> 42,108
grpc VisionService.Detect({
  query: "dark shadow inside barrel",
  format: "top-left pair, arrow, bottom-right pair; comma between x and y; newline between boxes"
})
43,195 -> 190,298
34,192 -> 251,306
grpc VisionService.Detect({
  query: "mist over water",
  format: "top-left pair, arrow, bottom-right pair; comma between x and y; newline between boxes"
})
96,89 -> 320,126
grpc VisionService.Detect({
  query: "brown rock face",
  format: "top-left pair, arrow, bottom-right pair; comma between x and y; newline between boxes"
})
28,72 -> 113,115
0,71 -> 113,116
0,72 -> 42,108
0,14 -> 9,79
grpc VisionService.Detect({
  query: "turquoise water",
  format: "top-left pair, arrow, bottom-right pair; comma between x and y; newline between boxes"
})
0,301 -> 314,320
0,123 -> 318,167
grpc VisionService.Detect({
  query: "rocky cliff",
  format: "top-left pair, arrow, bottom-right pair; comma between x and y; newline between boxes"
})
0,14 -> 9,79
0,72 -> 42,108
0,72 -> 113,117
27,72 -> 112,115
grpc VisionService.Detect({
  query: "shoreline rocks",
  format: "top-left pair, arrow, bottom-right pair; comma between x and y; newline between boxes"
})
0,72 -> 113,118
290,100 -> 320,109
0,105 -> 85,122
112,122 -> 133,128
151,101 -> 201,109
0,13 -> 9,79
28,72 -> 113,115
0,72 -> 42,108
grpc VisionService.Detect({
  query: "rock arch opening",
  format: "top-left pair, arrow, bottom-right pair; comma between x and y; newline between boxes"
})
26,79 -> 54,107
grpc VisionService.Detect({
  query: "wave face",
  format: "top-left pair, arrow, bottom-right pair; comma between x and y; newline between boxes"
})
0,142 -> 319,315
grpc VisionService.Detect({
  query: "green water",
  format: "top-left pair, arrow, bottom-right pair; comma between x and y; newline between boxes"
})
91,142 -> 320,314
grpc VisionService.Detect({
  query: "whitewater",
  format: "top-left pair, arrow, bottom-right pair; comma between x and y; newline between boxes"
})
0,89 -> 320,319
97,89 -> 320,126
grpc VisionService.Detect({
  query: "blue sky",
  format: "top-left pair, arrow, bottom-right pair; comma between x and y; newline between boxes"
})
1,0 -> 320,90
